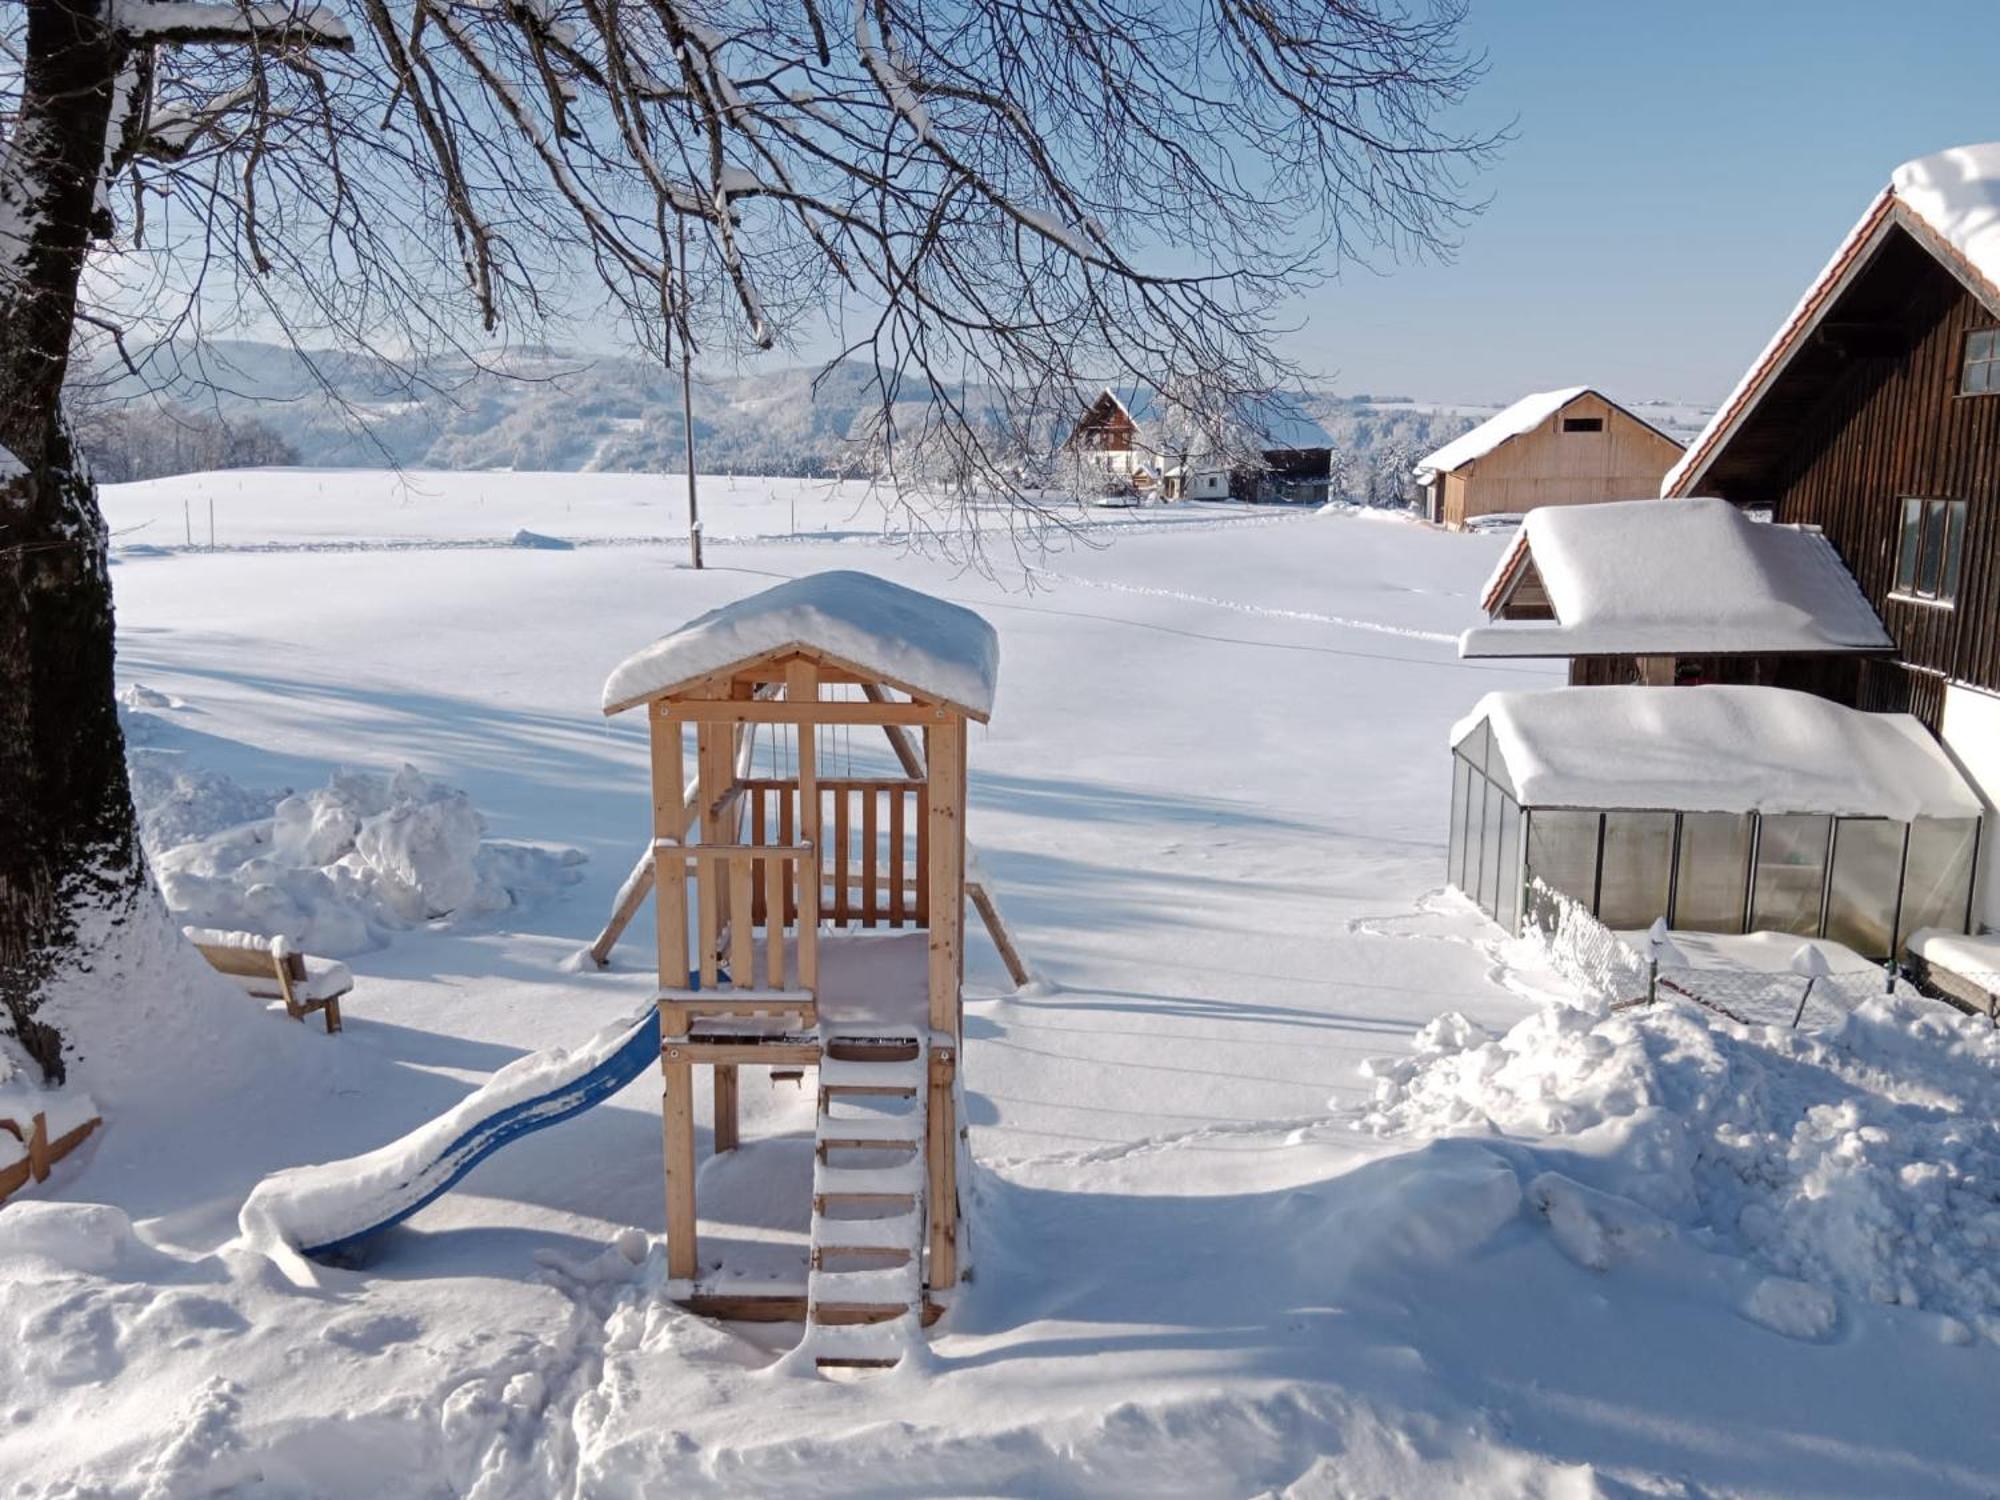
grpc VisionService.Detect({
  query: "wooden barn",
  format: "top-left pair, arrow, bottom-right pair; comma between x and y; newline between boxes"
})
1415,387 -> 1684,530
1663,141 -> 2000,932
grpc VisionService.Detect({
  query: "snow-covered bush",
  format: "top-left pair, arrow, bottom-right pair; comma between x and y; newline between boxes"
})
1361,997 -> 2000,1335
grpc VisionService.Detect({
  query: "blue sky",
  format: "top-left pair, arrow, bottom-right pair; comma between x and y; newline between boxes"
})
1284,0 -> 2000,404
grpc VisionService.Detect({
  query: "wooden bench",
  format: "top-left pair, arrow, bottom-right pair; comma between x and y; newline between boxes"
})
186,928 -> 352,1034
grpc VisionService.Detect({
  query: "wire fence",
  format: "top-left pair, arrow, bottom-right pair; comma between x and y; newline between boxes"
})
1521,879 -> 1650,1005
1653,965 -> 1903,1030
1522,877 -> 1941,1031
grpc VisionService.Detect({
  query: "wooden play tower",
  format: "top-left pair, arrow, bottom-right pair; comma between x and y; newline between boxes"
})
601,571 -> 999,1365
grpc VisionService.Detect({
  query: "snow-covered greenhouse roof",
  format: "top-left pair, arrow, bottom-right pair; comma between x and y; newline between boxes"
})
1461,498 -> 1892,659
602,570 -> 1000,718
1668,143 -> 2000,496
1450,685 -> 1981,820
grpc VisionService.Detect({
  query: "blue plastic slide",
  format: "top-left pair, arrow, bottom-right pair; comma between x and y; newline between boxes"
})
239,1007 -> 662,1260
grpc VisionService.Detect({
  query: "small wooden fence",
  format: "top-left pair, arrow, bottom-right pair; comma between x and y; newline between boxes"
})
0,1110 -> 101,1207
656,841 -> 818,1028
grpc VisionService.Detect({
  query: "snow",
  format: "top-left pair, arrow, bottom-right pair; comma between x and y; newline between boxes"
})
7,469 -> 1998,1495
126,725 -> 587,956
0,443 -> 23,480
1910,928 -> 2000,978
110,0 -> 350,41
1892,143 -> 2000,304
601,569 -> 1000,717
1456,683 -> 1982,818
1362,991 -> 2000,1332
1410,385 -> 1587,478
1463,497 -> 1893,658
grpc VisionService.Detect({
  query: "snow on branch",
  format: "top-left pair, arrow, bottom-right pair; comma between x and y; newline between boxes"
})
111,0 -> 353,47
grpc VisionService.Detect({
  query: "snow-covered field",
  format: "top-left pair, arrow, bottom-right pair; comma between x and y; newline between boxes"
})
2,472 -> 1996,1497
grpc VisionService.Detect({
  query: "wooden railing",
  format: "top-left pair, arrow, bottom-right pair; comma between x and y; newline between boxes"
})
740,777 -> 929,929
656,841 -> 817,1027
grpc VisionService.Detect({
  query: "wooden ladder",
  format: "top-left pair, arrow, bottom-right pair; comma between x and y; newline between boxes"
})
797,1028 -> 929,1370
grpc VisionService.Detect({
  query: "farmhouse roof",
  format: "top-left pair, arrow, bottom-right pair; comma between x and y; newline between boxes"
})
1667,143 -> 2000,496
1460,498 -> 1892,659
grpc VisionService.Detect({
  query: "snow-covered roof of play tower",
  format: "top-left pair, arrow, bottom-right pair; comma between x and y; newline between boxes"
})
1451,685 -> 1981,820
1462,498 -> 1892,659
1668,143 -> 2000,496
602,570 -> 1000,718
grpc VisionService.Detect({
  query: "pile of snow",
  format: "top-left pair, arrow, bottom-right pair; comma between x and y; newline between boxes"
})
121,694 -> 583,956
602,569 -> 1000,716
146,763 -> 585,956
1362,996 -> 2000,1336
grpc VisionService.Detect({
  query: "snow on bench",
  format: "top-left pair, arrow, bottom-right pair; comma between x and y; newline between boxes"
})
184,926 -> 353,1034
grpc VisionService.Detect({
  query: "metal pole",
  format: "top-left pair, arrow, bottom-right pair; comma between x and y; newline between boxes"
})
676,215 -> 702,571
1791,976 -> 1817,1029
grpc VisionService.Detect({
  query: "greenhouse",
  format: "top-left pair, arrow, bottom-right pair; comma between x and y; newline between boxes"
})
1448,685 -> 1982,957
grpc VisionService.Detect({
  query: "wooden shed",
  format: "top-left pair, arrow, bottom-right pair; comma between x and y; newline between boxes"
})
1463,497 -> 1893,689
1415,387 -> 1684,530
600,571 -> 998,1367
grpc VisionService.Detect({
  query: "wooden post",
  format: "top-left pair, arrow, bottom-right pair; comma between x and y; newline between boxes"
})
787,660 -> 820,992
927,1048 -> 958,1289
956,724 -> 969,1002
712,1064 -> 739,1155
967,880 -> 1032,989
925,716 -> 964,1036
651,712 -> 689,1001
664,1059 -> 698,1278
863,683 -> 926,779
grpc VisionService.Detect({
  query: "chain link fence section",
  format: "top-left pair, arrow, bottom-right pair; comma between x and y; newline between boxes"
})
1522,876 -> 1926,1030
1522,878 -> 1651,1006
1655,964 -> 1905,1030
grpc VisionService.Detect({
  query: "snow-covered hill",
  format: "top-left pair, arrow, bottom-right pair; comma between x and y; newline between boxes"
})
75,340 -> 1708,484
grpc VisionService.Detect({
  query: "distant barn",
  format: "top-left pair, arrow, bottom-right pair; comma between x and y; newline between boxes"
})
1414,388 -> 1683,530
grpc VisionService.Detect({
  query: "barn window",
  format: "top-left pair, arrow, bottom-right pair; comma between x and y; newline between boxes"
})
1560,416 -> 1604,433
1893,497 -> 1967,602
1961,328 -> 2000,394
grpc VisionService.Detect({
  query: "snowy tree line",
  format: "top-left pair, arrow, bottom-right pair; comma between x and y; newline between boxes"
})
71,397 -> 298,483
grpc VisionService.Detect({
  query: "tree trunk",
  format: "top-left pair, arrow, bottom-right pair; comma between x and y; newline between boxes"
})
0,0 -> 146,1084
